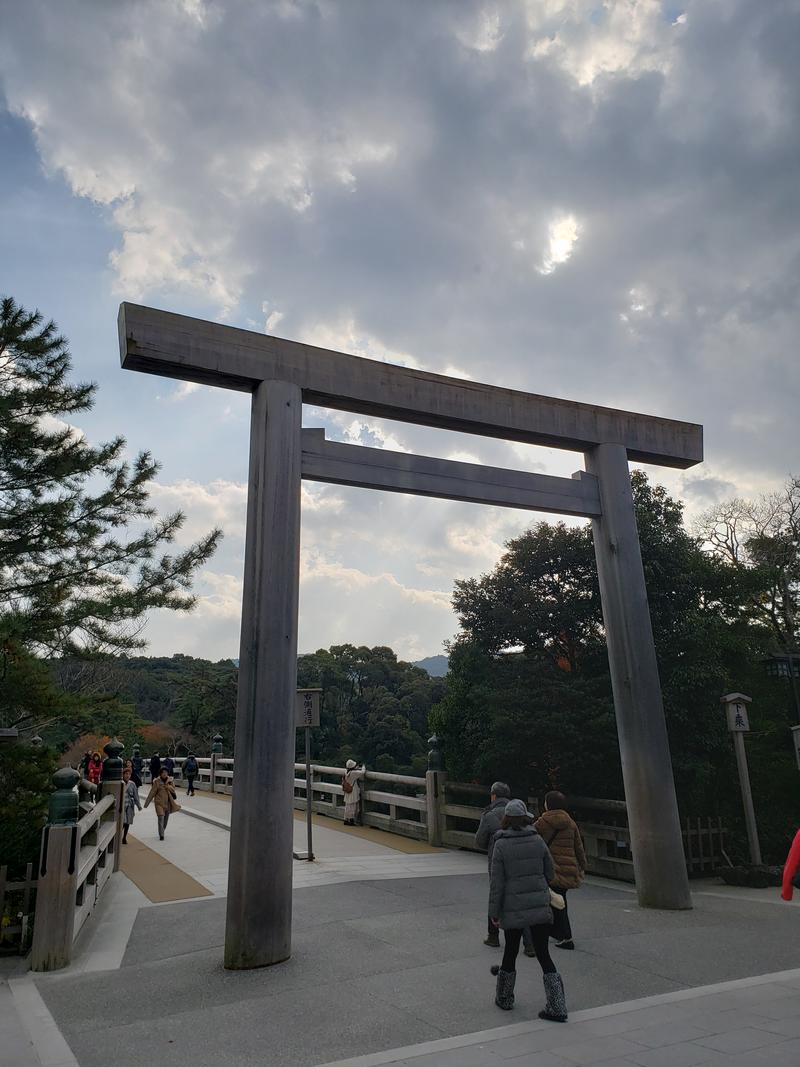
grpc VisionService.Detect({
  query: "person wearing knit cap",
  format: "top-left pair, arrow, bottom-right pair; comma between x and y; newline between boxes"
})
342,759 -> 364,825
476,781 -> 535,954
488,799 -> 568,1022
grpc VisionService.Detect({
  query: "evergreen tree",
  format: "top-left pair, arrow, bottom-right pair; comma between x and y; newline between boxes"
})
0,297 -> 221,727
432,472 -> 755,811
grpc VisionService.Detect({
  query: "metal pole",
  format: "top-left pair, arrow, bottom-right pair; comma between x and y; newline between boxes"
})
732,731 -> 762,865
305,725 -> 313,861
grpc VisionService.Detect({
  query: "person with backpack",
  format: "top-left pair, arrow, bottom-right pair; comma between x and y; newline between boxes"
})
130,750 -> 143,788
183,753 -> 199,795
342,759 -> 363,825
534,791 -> 586,950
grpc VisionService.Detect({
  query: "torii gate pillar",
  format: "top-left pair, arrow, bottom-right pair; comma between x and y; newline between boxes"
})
224,379 -> 303,969
586,443 -> 691,908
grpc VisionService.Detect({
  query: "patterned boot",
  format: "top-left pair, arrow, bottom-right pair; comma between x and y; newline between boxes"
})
490,966 -> 516,1010
539,972 -> 567,1022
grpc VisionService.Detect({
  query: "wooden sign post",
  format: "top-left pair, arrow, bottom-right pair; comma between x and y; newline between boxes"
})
295,689 -> 321,861
722,693 -> 761,865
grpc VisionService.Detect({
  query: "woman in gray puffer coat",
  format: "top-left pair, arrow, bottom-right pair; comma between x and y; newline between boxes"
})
488,799 -> 567,1021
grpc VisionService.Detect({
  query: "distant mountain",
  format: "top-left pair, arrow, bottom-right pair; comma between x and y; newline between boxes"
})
414,655 -> 449,677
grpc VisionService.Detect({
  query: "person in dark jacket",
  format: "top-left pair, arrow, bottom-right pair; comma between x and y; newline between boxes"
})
476,784 -> 537,957
183,753 -> 199,795
149,753 -> 162,781
475,782 -> 511,947
535,791 -> 586,950
488,799 -> 568,1022
130,751 -> 143,788
162,754 -> 175,776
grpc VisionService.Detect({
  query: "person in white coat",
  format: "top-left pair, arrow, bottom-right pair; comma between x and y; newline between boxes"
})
342,759 -> 364,825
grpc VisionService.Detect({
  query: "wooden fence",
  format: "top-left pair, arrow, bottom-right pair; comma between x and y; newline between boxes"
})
0,863 -> 36,954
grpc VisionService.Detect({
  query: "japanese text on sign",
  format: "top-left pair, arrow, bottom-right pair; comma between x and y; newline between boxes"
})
726,702 -> 750,732
295,689 -> 321,728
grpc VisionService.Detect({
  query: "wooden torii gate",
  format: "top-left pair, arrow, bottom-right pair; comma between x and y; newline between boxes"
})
119,303 -> 702,969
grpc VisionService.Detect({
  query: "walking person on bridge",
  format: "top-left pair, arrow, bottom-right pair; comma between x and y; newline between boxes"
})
122,767 -> 141,844
488,799 -> 568,1022
87,751 -> 103,785
144,767 -> 181,840
535,791 -> 586,951
149,752 -> 161,781
183,753 -> 199,795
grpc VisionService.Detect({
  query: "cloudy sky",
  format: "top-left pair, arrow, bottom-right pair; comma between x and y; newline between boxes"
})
1,0 -> 798,663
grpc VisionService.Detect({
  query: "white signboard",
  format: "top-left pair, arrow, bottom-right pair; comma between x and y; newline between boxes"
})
295,689 -> 321,728
725,701 -> 750,732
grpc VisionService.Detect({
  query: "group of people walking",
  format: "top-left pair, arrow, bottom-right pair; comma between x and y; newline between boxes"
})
476,783 -> 586,1023
117,752 -> 200,843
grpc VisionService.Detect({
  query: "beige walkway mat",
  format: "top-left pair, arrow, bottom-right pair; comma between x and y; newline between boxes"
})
193,789 -> 439,854
120,835 -> 212,902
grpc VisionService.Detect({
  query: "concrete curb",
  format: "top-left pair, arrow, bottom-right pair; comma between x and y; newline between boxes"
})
180,805 -> 230,832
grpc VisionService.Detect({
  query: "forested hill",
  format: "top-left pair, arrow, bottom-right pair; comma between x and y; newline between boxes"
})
414,655 -> 449,677
56,645 -> 447,775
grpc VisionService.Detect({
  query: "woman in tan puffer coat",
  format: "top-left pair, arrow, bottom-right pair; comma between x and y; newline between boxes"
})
534,791 -> 586,950
144,768 -> 180,841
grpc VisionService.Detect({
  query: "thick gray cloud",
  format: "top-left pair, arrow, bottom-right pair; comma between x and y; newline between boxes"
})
1,0 -> 798,658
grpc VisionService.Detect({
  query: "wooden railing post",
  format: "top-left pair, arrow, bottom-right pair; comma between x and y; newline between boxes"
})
425,735 -> 446,847
210,734 -> 223,794
98,739 -> 125,873
30,768 -> 80,973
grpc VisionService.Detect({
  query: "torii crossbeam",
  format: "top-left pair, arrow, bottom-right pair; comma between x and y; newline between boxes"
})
120,302 -> 700,969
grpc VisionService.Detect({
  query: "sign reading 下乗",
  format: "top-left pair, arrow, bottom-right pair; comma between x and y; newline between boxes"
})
725,701 -> 750,733
295,688 -> 321,728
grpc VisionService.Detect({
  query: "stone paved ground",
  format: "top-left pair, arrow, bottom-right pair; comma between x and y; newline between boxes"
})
33,872 -> 800,1067
317,969 -> 800,1067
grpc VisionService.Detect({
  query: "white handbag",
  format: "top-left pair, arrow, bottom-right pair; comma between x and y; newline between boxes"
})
549,888 -> 566,910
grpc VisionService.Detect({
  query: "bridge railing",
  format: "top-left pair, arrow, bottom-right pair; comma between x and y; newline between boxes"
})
135,747 -> 726,877
31,754 -> 124,972
292,764 -> 430,841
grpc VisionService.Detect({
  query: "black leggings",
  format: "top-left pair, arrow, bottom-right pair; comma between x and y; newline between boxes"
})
501,925 -> 555,974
